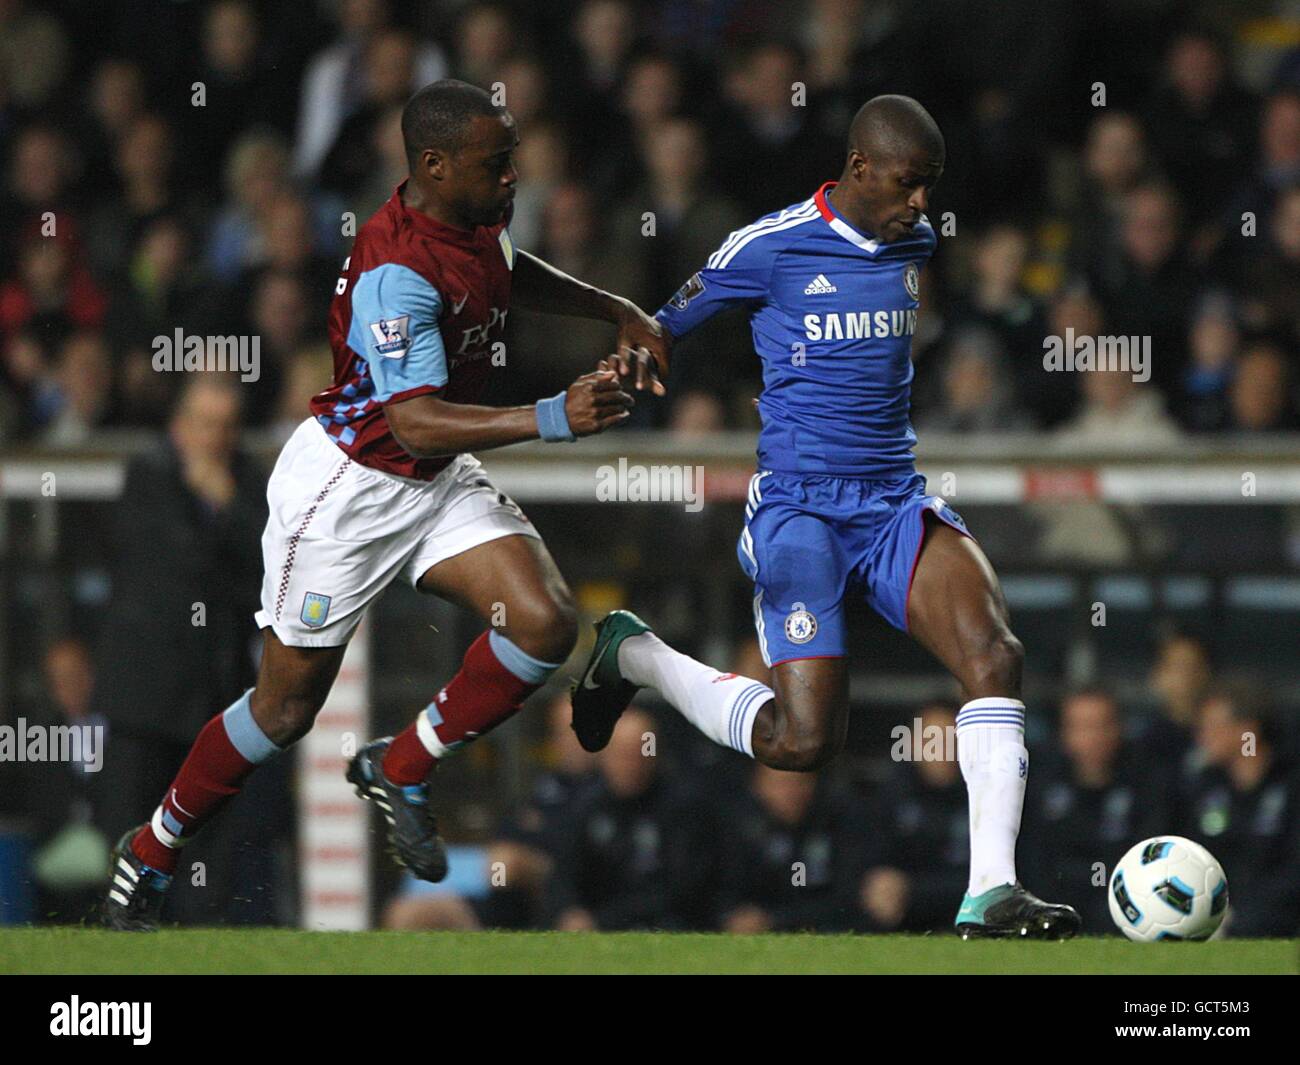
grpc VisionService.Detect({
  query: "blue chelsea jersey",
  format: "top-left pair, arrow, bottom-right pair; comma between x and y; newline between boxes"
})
654,181 -> 936,478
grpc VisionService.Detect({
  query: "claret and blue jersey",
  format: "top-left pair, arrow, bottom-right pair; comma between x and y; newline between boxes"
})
311,181 -> 515,480
654,181 -> 969,665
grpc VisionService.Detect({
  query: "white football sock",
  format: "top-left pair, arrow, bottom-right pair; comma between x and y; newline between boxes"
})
956,697 -> 1028,896
618,632 -> 771,757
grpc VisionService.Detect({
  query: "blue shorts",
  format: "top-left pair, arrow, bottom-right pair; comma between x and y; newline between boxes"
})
737,470 -> 971,666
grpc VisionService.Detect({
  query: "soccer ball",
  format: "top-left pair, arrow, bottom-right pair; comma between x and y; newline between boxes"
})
1108,836 -> 1228,941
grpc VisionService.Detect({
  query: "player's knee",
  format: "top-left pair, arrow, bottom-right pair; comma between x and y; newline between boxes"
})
768,721 -> 840,772
251,690 -> 324,746
505,591 -> 578,663
964,630 -> 1024,695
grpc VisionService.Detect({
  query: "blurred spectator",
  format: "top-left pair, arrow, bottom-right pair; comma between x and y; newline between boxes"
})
0,234 -> 108,347
0,0 -> 70,113
1179,682 -> 1300,937
1053,368 -> 1182,451
609,116 -> 751,406
858,701 -> 967,932
1068,112 -> 1155,279
1143,29 -> 1255,236
1226,342 -> 1298,432
1088,183 -> 1200,394
1021,688 -> 1171,935
915,325 -> 1034,433
1175,293 -> 1240,432
0,126 -> 81,265
1142,630 -> 1214,768
18,638 -> 109,923
712,40 -> 842,216
717,765 -> 865,933
238,192 -> 339,312
271,342 -> 334,440
943,224 -> 1049,418
86,114 -> 188,283
184,1 -> 295,174
240,269 -> 320,424
503,182 -> 648,401
79,59 -> 148,185
452,2 -> 517,89
91,375 -> 287,925
545,707 -> 719,930
1236,184 -> 1300,350
507,119 -> 569,251
319,28 -> 421,199
1223,89 -> 1300,264
611,117 -> 745,302
40,331 -> 115,447
293,0 -> 447,180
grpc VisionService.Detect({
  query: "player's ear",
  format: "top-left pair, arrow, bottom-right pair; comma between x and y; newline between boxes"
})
422,146 -> 446,181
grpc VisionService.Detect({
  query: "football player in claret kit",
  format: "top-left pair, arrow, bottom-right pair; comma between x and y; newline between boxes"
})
102,80 -> 669,929
574,95 -> 1082,938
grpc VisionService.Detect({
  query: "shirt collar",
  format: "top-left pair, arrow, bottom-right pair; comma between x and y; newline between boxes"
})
814,180 -> 880,254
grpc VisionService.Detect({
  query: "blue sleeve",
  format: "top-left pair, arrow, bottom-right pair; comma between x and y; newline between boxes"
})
653,227 -> 773,339
346,263 -> 447,401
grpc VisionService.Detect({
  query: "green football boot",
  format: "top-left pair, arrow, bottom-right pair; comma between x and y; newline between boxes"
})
570,610 -> 651,752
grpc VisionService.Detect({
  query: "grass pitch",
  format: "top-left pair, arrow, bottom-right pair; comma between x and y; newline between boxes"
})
0,928 -> 1295,974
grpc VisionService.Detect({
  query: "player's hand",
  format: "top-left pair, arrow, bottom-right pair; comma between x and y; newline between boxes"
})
563,369 -> 634,437
610,300 -> 670,395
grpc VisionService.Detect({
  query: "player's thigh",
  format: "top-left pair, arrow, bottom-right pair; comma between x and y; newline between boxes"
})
906,518 -> 1022,696
415,533 -> 577,655
754,655 -> 850,771
249,628 -> 348,743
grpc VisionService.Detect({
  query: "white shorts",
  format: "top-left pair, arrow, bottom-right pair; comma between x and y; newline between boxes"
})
255,418 -> 538,647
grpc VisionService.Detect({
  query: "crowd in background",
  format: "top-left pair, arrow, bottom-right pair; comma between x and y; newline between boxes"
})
1,0 -> 1300,444
3,0 -> 1300,936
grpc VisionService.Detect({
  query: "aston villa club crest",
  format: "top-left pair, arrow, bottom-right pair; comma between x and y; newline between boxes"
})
904,262 -> 920,301
301,592 -> 332,628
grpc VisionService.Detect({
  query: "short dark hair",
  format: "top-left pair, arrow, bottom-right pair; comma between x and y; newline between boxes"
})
401,79 -> 508,167
848,94 -> 944,162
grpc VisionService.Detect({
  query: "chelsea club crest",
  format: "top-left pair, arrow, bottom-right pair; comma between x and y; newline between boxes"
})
904,262 -> 920,301
785,605 -> 817,644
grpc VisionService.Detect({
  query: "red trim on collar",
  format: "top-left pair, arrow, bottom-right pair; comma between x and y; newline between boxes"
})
814,181 -> 838,221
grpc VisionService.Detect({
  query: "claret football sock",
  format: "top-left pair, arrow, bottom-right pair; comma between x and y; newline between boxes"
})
956,697 -> 1028,896
132,689 -> 282,874
617,632 -> 771,757
382,629 -> 560,785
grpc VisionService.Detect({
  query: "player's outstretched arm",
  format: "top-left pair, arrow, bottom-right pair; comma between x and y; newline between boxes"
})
383,370 -> 633,458
512,250 -> 669,395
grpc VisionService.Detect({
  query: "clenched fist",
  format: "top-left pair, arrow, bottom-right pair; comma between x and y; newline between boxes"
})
565,369 -> 634,436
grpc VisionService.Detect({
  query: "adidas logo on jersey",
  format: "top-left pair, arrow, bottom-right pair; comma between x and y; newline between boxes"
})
804,274 -> 837,295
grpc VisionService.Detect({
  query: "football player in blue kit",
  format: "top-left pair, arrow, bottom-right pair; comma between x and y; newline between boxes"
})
574,95 -> 1081,939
